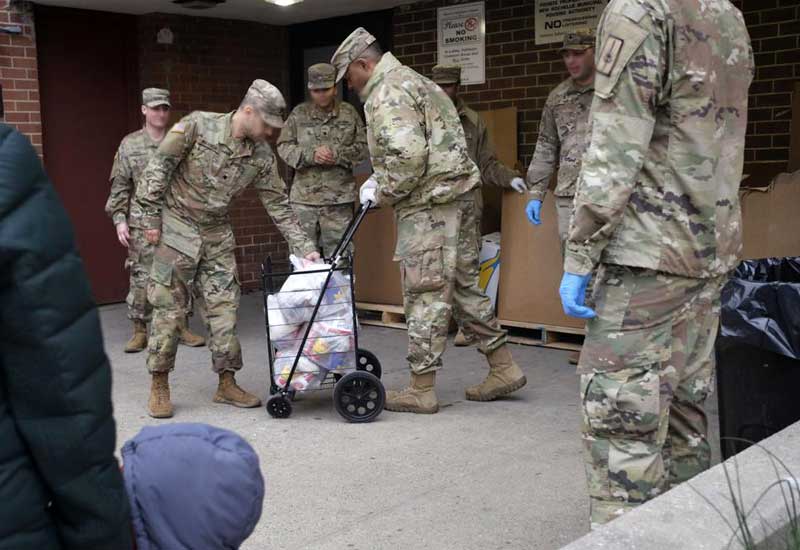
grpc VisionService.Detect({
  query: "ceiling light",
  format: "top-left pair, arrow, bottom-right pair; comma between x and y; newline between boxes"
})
172,0 -> 226,9
263,0 -> 304,6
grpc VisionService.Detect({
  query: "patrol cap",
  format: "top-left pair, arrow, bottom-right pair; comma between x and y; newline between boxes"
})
559,28 -> 595,53
142,87 -> 170,108
244,79 -> 286,128
307,63 -> 336,90
431,64 -> 461,85
331,27 -> 378,84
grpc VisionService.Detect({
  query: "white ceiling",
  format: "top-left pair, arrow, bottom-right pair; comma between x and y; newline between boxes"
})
33,0 -> 417,25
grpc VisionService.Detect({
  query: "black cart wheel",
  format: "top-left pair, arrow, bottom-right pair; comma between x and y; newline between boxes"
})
356,348 -> 382,379
266,395 -> 292,419
334,371 -> 385,423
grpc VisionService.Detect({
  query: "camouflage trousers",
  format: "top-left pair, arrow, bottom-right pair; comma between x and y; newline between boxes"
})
555,195 -> 574,257
146,237 -> 241,374
126,227 -> 156,322
126,227 -> 194,323
578,264 -> 725,528
454,187 -> 487,343
395,198 -> 507,374
292,202 -> 354,259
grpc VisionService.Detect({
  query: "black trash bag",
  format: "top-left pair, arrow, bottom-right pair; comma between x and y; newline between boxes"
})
718,257 -> 800,359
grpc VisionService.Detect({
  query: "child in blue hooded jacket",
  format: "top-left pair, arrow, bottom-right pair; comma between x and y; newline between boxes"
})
122,423 -> 264,550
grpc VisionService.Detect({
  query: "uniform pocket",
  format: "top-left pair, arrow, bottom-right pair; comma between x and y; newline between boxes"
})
150,256 -> 173,287
400,248 -> 445,293
582,367 -> 662,440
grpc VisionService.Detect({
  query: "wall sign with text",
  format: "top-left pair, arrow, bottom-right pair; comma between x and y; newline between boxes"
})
535,0 -> 608,45
437,1 -> 486,86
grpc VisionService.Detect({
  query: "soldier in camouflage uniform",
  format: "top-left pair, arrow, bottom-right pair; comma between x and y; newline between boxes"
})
332,28 -> 526,414
526,29 -> 596,253
431,64 -> 527,348
526,30 -> 596,365
277,63 -> 368,258
138,80 -> 319,419
558,0 -> 754,527
105,88 -> 205,353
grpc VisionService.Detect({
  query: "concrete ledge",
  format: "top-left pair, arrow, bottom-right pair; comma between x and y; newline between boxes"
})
561,422 -> 800,550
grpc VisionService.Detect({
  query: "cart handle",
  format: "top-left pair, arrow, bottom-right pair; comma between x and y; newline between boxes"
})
329,201 -> 373,267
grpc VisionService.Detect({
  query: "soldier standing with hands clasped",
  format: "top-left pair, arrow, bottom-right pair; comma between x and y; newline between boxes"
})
278,63 -> 368,259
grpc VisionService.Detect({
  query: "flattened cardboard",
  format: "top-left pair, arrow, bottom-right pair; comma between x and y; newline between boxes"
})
741,171 -> 800,259
497,191 -> 585,330
477,106 -> 519,235
352,107 -> 518,306
353,204 -> 403,305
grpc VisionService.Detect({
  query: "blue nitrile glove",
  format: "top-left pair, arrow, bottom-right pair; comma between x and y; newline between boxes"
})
526,199 -> 542,225
559,272 -> 597,319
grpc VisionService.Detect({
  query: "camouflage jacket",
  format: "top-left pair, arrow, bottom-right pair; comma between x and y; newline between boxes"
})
360,52 -> 479,216
138,111 -> 315,256
105,128 -> 161,227
458,99 -> 520,190
277,100 -> 368,206
526,78 -> 593,201
564,0 -> 754,278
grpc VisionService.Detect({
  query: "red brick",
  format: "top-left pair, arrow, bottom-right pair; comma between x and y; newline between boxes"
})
15,100 -> 38,112
3,89 -> 27,100
4,111 -> 28,123
13,79 -> 37,90
1,67 -> 25,79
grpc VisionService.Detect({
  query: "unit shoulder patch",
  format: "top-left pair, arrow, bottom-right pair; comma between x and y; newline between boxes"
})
597,35 -> 625,77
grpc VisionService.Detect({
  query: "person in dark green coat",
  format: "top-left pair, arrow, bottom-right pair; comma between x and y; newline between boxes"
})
0,124 -> 132,549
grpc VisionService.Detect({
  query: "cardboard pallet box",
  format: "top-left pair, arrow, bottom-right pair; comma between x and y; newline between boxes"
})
496,190 -> 586,346
353,106 -> 520,314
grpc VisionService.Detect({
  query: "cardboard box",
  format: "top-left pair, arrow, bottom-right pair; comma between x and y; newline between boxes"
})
479,232 -> 501,310
477,106 -> 518,235
353,107 -> 519,307
353,205 -> 403,305
497,191 -> 585,330
741,171 -> 800,259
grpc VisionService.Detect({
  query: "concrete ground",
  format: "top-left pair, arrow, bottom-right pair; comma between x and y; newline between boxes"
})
102,294 -> 719,550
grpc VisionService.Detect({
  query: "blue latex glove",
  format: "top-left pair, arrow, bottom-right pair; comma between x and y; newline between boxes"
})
525,199 -> 542,225
559,272 -> 597,319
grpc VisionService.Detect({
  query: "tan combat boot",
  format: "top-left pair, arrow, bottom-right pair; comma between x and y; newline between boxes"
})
213,371 -> 262,408
179,318 -> 206,347
465,345 -> 527,401
385,372 -> 439,414
453,328 -> 470,347
568,351 -> 580,365
125,320 -> 148,353
148,372 -> 174,418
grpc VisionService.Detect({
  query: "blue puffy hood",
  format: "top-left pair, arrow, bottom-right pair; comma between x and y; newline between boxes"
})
122,423 -> 264,550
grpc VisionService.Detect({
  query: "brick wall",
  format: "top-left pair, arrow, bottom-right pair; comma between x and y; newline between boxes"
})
736,0 -> 800,182
0,1 -> 41,156
393,0 -> 800,183
138,14 -> 291,290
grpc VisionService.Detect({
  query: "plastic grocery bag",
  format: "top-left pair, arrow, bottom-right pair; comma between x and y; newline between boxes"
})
273,349 -> 323,391
272,255 -> 353,326
300,320 -> 355,373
